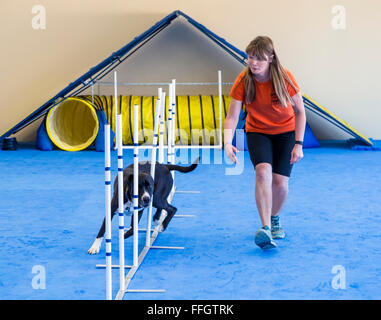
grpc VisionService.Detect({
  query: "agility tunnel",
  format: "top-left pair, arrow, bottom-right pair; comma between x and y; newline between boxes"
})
36,95 -> 233,151
36,93 -> 358,152
37,93 -> 361,152
36,96 -> 108,151
40,97 -> 99,151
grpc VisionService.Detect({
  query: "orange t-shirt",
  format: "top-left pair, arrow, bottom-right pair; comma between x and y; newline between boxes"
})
230,69 -> 300,134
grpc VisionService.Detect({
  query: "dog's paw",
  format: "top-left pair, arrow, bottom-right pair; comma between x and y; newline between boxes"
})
88,246 -> 100,255
87,246 -> 99,254
124,227 -> 133,239
88,238 -> 102,255
153,219 -> 164,232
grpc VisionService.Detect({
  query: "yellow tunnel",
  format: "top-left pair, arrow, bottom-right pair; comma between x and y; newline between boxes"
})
46,97 -> 99,151
45,95 -> 235,150
88,95 -> 233,145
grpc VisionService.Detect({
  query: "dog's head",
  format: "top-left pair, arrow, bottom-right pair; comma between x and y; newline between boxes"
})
126,173 -> 154,208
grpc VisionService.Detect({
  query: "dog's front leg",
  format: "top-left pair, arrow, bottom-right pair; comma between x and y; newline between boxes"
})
153,208 -> 163,226
88,196 -> 118,254
124,209 -> 144,239
160,205 -> 177,232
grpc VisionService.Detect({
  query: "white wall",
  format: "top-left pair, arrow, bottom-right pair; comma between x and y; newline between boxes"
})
1,0 -> 380,142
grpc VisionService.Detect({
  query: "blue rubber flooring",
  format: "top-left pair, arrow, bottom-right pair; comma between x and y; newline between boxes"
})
0,141 -> 380,300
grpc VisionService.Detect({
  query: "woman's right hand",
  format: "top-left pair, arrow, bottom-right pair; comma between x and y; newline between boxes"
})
224,143 -> 239,165
224,98 -> 242,166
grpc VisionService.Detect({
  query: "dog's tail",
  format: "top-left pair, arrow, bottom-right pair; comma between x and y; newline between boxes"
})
164,157 -> 199,173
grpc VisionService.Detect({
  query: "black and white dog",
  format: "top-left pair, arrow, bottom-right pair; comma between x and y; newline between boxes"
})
88,157 -> 199,254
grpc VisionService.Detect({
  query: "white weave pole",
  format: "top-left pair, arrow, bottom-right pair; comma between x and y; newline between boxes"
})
133,104 -> 139,267
171,79 -> 176,146
158,91 -> 166,164
104,124 -> 112,300
116,114 -> 125,291
167,83 -> 173,166
114,71 -> 118,150
145,88 -> 162,247
171,79 -> 176,187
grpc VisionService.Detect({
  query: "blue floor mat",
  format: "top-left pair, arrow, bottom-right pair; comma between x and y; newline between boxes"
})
0,142 -> 381,300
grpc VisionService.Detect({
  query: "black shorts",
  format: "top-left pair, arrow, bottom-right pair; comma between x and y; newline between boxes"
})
246,130 -> 295,177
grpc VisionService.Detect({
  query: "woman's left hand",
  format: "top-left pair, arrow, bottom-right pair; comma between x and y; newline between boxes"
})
290,145 -> 304,164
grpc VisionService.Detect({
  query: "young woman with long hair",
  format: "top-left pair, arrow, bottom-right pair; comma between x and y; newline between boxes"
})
224,36 -> 306,250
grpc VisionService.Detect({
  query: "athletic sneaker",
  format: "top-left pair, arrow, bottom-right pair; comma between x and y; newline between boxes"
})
254,226 -> 277,250
271,215 -> 285,239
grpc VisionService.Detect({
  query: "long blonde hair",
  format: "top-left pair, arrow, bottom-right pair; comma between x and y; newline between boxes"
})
244,36 -> 297,107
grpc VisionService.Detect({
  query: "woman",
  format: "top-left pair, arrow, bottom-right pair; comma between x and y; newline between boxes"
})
224,36 -> 306,250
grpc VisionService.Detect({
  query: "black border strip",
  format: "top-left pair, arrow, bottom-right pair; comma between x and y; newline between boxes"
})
151,96 -> 155,131
222,95 -> 227,118
176,95 -> 182,145
128,96 -> 133,143
187,95 -> 193,145
140,96 -> 145,143
210,95 -> 218,145
199,95 -> 206,144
